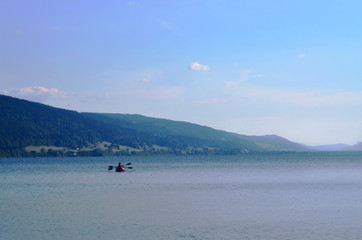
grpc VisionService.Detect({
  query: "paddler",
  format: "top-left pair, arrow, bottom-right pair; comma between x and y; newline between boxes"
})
116,162 -> 126,172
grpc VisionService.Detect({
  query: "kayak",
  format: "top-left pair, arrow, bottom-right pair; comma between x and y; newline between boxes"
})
115,166 -> 126,172
108,163 -> 131,172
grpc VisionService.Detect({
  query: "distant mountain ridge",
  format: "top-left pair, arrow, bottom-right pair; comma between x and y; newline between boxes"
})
342,142 -> 362,151
300,142 -> 362,151
3,94 -> 359,158
300,143 -> 350,151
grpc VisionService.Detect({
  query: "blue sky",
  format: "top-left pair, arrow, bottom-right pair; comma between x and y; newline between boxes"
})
1,0 -> 362,145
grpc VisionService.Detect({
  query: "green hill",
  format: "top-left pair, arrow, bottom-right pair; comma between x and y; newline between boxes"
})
83,113 -> 260,149
234,134 -> 308,151
0,95 -> 147,157
0,94 -> 307,157
84,113 -> 307,152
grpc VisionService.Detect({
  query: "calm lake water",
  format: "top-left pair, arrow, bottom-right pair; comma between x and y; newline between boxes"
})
1,153 -> 362,240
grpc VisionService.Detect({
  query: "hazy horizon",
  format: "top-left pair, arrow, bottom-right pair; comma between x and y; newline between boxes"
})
1,1 -> 362,145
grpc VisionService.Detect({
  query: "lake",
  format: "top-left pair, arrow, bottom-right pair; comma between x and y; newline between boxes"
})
1,153 -> 362,239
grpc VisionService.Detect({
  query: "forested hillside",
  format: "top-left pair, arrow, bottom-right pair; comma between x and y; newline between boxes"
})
0,95 -> 148,157
0,95 -> 307,157
84,113 -> 307,152
84,113 -> 260,150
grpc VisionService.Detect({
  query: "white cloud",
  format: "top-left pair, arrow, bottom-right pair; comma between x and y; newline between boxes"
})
20,86 -> 65,95
255,74 -> 265,78
6,86 -> 66,102
297,53 -> 306,58
189,62 -> 209,71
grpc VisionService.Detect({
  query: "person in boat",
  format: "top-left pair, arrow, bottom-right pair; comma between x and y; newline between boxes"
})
116,162 -> 126,172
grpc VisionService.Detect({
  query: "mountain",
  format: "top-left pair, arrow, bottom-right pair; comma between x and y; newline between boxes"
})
300,143 -> 350,151
300,142 -> 362,151
84,113 -> 308,152
0,94 -> 148,157
342,142 -> 362,151
234,134 -> 308,151
0,94 -> 308,157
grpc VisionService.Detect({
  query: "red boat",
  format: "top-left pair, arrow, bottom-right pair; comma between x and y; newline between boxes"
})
108,162 -> 131,172
115,165 -> 126,172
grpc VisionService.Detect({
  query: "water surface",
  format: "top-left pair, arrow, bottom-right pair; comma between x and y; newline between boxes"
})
1,153 -> 362,239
